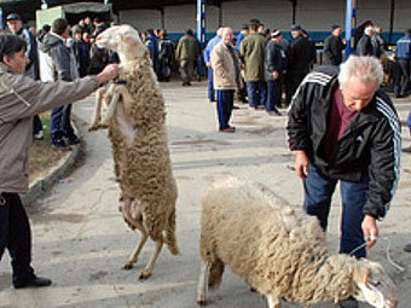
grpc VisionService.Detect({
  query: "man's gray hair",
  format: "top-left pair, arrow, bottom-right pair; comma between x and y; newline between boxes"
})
338,56 -> 384,87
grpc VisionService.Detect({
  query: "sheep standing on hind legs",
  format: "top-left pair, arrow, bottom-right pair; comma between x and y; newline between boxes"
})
197,177 -> 398,308
89,25 -> 179,280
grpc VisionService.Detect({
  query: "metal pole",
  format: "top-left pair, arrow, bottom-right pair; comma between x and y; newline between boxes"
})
0,8 -> 3,30
196,0 -> 206,44
389,0 -> 395,45
344,0 -> 357,59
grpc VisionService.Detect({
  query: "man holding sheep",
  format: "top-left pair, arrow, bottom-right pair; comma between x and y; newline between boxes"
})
287,56 -> 400,307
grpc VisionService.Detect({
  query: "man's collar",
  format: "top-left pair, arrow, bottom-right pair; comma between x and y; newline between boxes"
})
0,63 -> 14,74
50,32 -> 66,42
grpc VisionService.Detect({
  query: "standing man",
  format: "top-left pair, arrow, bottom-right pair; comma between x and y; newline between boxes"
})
0,34 -> 118,289
40,18 -> 80,148
264,30 -> 283,115
6,13 -> 43,140
203,28 -> 223,102
356,25 -> 377,57
323,25 -> 344,66
286,25 -> 316,106
287,56 -> 400,307
211,27 -> 239,133
240,21 -> 266,109
235,24 -> 249,50
393,29 -> 411,98
176,29 -> 200,86
157,29 -> 175,82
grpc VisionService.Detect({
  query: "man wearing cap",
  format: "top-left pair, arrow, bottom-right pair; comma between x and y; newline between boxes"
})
0,34 -> 118,289
6,13 -> 44,140
287,25 -> 316,106
323,25 -> 345,66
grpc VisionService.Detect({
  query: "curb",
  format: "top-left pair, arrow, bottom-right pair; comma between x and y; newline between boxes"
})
21,120 -> 83,206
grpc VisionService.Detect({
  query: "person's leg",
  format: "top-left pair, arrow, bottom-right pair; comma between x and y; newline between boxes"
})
246,81 -> 258,108
265,80 -> 274,111
259,80 -> 267,107
0,193 -> 10,263
32,115 -> 43,139
393,61 -> 402,97
179,60 -> 188,84
208,68 -> 215,102
225,90 -> 234,127
50,106 -> 66,146
303,164 -> 337,231
340,176 -> 369,258
398,60 -> 409,97
4,193 -> 35,285
187,60 -> 194,84
216,90 -> 225,130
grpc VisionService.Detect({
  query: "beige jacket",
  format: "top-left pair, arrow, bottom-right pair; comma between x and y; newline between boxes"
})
0,63 -> 99,193
210,42 -> 238,90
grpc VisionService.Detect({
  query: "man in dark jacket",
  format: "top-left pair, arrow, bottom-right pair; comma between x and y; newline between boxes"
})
264,30 -> 283,115
286,25 -> 316,105
323,25 -> 344,66
72,25 -> 90,78
287,56 -> 400,307
393,29 -> 411,98
6,13 -> 43,140
0,34 -> 118,290
356,25 -> 377,57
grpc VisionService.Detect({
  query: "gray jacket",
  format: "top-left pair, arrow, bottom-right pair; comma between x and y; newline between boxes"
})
0,63 -> 99,193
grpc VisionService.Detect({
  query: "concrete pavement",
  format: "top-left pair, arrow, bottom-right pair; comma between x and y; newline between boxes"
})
1,81 -> 411,308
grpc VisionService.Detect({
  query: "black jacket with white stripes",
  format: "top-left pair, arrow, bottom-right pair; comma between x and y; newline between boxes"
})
287,65 -> 401,219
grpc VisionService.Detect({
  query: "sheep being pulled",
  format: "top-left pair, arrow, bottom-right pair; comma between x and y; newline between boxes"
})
197,177 -> 398,308
89,25 -> 178,280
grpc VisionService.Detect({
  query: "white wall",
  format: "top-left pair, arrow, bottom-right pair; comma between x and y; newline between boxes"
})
119,9 -> 161,31
296,0 -> 345,31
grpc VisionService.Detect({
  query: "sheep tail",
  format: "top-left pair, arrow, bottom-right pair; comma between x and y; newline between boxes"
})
164,210 -> 179,255
208,259 -> 225,289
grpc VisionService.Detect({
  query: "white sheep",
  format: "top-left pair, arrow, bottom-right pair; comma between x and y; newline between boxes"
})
197,177 -> 398,308
89,25 -> 178,280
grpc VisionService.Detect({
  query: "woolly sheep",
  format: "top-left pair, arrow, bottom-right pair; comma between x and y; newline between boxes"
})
197,177 -> 398,308
89,25 -> 178,280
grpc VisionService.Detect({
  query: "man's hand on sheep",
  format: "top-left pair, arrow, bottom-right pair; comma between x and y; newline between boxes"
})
362,215 -> 379,249
96,64 -> 119,84
294,150 -> 309,179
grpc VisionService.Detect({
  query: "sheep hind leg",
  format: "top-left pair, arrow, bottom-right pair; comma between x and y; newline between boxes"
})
138,239 -> 163,280
266,295 -> 281,308
196,261 -> 210,306
123,229 -> 148,270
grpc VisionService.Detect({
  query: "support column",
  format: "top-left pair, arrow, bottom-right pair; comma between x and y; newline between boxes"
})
292,0 -> 297,24
344,0 -> 357,59
196,0 -> 206,44
0,8 -> 3,30
159,7 -> 165,29
389,0 -> 395,45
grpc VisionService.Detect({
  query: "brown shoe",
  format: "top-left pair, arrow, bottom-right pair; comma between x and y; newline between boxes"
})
219,126 -> 235,133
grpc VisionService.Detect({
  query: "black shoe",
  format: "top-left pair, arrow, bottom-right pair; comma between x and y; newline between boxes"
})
402,146 -> 411,153
66,134 -> 80,145
232,105 -> 240,110
51,138 -> 69,149
404,242 -> 411,252
338,297 -> 359,308
14,276 -> 52,289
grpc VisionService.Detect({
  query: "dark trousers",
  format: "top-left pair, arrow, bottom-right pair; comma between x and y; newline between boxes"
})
394,59 -> 410,97
246,80 -> 265,108
179,60 -> 194,84
207,68 -> 215,102
303,165 -> 369,258
216,90 -> 234,130
266,80 -> 280,111
33,115 -> 43,134
50,104 -> 74,142
0,193 -> 35,284
286,70 -> 308,104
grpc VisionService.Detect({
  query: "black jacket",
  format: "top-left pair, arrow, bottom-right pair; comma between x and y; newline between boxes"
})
264,40 -> 283,80
288,36 -> 316,73
323,35 -> 344,65
356,34 -> 375,57
287,66 -> 401,219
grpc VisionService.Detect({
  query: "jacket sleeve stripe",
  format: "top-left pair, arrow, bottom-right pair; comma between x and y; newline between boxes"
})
375,98 -> 401,212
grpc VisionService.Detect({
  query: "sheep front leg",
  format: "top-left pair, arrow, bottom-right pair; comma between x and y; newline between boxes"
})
112,84 -> 134,115
101,89 -> 122,127
139,240 -> 163,280
266,295 -> 281,308
123,232 -> 148,270
89,86 -> 106,131
196,261 -> 210,306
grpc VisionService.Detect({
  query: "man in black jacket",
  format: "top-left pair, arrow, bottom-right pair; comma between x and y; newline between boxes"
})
323,25 -> 344,66
287,56 -> 400,307
356,25 -> 377,57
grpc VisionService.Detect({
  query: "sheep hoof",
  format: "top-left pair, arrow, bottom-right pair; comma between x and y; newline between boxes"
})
138,270 -> 152,280
250,287 -> 257,293
88,125 -> 98,132
196,298 -> 208,306
123,262 -> 134,270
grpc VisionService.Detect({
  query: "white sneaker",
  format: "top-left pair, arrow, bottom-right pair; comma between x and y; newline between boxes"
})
33,130 -> 44,140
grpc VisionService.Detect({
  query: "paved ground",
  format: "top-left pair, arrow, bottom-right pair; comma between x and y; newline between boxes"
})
1,81 -> 411,308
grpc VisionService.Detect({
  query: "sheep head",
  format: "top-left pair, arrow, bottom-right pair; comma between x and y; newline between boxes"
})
352,259 -> 398,308
95,25 -> 148,61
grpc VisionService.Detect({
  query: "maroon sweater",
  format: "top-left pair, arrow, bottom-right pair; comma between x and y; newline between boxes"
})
323,87 -> 358,160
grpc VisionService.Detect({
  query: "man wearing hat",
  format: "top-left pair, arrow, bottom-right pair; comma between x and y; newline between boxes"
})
286,24 -> 316,106
323,25 -> 345,66
6,13 -> 44,140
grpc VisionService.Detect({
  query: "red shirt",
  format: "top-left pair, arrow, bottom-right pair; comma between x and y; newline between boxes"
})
323,87 -> 358,160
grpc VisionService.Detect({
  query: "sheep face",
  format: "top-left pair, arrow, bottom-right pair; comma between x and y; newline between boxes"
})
95,25 -> 147,59
352,259 -> 398,308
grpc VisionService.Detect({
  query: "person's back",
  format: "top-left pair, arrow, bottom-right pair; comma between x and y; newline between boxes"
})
288,35 -> 315,73
356,28 -> 376,57
323,26 -> 344,66
240,33 -> 266,81
177,33 -> 199,62
396,32 -> 411,60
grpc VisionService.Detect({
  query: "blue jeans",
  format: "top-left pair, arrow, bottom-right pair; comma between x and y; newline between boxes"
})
246,81 -> 265,108
50,104 -> 74,142
266,80 -> 280,111
216,90 -> 234,129
303,164 -> 369,258
207,68 -> 215,102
